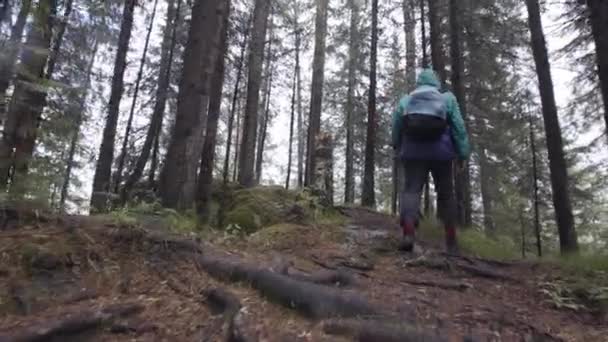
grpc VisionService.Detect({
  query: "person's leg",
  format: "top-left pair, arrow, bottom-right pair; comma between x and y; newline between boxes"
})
430,160 -> 458,254
399,160 -> 428,251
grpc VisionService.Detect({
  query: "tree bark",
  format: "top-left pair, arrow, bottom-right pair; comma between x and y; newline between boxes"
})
255,14 -> 274,185
427,0 -> 446,85
286,58 -> 297,189
115,0 -> 159,195
60,40 -> 100,211
122,0 -> 181,200
255,74 -> 271,184
197,0 -> 230,220
160,0 -> 228,209
586,0 -> 608,143
232,99 -> 241,182
478,148 -> 495,233
0,0 -> 31,118
296,26 -> 304,188
0,0 -> 54,193
237,0 -> 271,187
419,0 -> 428,68
404,0 -> 417,91
525,0 -> 578,254
89,0 -> 136,212
304,0 -> 329,187
449,0 -> 472,227
344,0 -> 359,204
529,110 -> 542,257
222,16 -> 250,185
361,0 -> 378,208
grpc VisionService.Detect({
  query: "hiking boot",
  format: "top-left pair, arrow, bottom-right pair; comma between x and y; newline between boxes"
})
399,221 -> 416,252
445,226 -> 460,256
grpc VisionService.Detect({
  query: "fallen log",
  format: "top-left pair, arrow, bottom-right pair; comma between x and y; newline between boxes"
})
0,303 -> 143,342
322,319 -> 448,342
195,255 -> 379,320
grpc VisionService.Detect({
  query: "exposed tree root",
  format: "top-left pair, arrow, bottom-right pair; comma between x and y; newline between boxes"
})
284,267 -> 355,287
401,278 -> 471,291
203,288 -> 242,316
106,227 -> 204,254
456,262 -> 514,281
322,319 -> 448,342
202,288 -> 256,342
0,303 -> 143,342
195,254 -> 379,319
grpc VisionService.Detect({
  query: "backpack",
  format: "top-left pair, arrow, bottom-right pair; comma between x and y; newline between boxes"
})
402,87 -> 448,141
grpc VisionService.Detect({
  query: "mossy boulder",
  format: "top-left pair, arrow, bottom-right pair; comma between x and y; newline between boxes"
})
222,186 -> 321,234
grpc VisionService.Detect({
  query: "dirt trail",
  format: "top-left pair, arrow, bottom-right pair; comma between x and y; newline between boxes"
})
0,208 -> 606,341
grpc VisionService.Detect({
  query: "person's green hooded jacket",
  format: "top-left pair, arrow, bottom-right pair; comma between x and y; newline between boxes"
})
391,69 -> 471,160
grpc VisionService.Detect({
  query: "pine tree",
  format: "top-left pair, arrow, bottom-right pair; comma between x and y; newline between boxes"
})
344,0 -> 360,204
90,0 -> 136,212
115,0 -> 159,194
238,0 -> 271,187
305,0 -> 329,187
525,0 -> 578,253
361,0 -> 378,208
0,0 -> 31,118
160,0 -> 229,209
123,0 -> 181,200
586,0 -> 608,141
197,0 -> 230,220
0,0 -> 55,193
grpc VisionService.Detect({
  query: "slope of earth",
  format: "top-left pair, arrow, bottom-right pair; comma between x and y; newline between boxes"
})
0,207 -> 606,341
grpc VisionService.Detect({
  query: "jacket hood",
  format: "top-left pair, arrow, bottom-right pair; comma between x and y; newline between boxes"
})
416,68 -> 441,88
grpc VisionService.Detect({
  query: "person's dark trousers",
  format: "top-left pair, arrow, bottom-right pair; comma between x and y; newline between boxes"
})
400,159 -> 457,243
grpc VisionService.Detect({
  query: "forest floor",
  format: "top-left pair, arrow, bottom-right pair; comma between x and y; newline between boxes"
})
0,205 -> 607,341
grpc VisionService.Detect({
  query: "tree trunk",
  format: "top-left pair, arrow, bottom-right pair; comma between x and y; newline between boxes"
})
160,0 -> 228,209
122,0 -> 181,200
394,0 -> 417,215
89,0 -> 136,212
529,110 -> 542,257
525,0 -> 578,254
222,18 -> 250,185
304,0 -> 329,187
286,58 -> 297,189
115,0 -> 159,195
296,27 -> 304,188
344,0 -> 359,204
232,99 -> 241,182
419,0 -> 428,68
0,0 -> 31,120
237,0 -> 271,187
7,0 -> 71,194
427,0 -> 446,85
478,148 -> 495,233
361,0 -> 378,208
0,0 -> 54,193
60,40 -> 100,211
449,0 -> 472,227
197,0 -> 230,220
586,0 -> 608,143
255,14 -> 274,185
255,74 -> 271,184
404,0 -> 417,91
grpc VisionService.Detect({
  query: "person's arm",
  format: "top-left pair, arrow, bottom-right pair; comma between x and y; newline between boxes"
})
391,97 -> 407,149
446,93 -> 471,159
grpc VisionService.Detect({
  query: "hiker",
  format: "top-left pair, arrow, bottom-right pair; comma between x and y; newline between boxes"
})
391,68 -> 471,254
